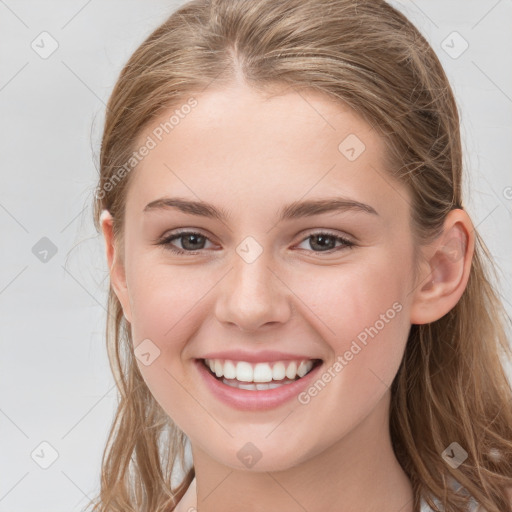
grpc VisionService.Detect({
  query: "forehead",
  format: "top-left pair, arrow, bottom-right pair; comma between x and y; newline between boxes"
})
125,83 -> 409,224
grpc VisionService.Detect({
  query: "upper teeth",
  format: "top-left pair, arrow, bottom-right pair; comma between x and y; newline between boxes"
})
204,359 -> 315,382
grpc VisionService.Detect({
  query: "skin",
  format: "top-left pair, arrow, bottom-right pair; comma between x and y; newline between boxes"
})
101,81 -> 475,512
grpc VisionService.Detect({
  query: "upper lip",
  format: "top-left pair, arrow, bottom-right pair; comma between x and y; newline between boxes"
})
197,350 -> 322,363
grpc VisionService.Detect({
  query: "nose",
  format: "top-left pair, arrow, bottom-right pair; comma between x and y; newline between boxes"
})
214,249 -> 292,332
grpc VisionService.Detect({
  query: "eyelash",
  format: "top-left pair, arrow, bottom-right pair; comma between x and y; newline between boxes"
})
155,229 -> 356,256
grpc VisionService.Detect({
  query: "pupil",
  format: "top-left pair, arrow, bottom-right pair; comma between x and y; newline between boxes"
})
183,234 -> 204,250
312,234 -> 334,251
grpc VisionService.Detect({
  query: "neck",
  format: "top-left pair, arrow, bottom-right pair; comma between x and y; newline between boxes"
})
189,390 -> 414,512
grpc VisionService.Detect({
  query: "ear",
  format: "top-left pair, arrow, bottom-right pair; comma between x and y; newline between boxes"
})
409,208 -> 475,325
99,209 -> 133,323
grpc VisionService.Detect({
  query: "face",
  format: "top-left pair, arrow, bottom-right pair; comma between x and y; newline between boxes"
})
109,82 -> 419,471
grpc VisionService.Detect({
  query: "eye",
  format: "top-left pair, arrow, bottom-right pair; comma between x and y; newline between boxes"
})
155,229 -> 356,256
295,231 -> 355,254
156,230 -> 214,255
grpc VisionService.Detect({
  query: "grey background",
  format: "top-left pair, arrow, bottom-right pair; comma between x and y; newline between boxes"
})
0,1 -> 511,510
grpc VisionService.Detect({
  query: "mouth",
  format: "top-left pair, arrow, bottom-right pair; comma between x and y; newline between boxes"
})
198,357 -> 323,391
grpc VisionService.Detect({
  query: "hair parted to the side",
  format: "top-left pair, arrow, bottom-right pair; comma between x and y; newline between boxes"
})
88,1 -> 512,511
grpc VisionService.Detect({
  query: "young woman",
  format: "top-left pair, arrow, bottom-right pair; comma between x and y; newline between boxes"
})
89,0 -> 512,511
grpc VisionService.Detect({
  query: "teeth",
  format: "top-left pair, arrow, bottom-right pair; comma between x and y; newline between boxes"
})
253,363 -> 273,382
272,362 -> 286,380
214,360 -> 223,378
223,360 -> 236,379
297,361 -> 310,378
285,361 -> 297,379
204,358 -> 316,383
222,378 -> 296,390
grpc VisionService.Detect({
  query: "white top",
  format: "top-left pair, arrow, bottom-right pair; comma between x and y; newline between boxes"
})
420,498 -> 434,511
420,478 -> 481,512
420,496 -> 444,512
420,497 -> 480,511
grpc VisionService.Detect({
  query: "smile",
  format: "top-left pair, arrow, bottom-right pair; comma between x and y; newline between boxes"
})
202,358 -> 320,390
195,357 -> 323,409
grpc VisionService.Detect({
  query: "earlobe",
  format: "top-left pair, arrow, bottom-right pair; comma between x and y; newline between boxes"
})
409,209 -> 474,325
99,209 -> 133,323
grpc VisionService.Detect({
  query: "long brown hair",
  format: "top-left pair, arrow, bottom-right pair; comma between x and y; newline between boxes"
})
88,1 -> 512,511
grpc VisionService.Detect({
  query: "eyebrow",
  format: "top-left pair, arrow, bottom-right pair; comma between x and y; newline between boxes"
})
143,196 -> 379,221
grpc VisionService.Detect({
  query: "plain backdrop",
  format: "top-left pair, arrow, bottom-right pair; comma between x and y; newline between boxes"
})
1,1 -> 511,511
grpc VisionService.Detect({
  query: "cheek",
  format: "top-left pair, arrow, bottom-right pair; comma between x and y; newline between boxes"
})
127,260 -> 209,347
125,264 -> 214,433
125,262 -> 206,380
293,255 -> 412,400
295,256 -> 409,342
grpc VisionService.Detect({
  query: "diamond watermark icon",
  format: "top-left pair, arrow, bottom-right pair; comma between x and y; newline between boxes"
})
134,338 -> 161,366
338,133 -> 366,161
441,236 -> 465,263
237,442 -> 262,468
32,237 -> 58,263
442,441 -> 468,469
441,31 -> 469,59
31,441 -> 59,469
236,236 -> 263,264
31,31 -> 59,59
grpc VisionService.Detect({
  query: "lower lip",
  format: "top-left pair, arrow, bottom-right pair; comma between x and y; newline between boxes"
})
194,359 -> 323,411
